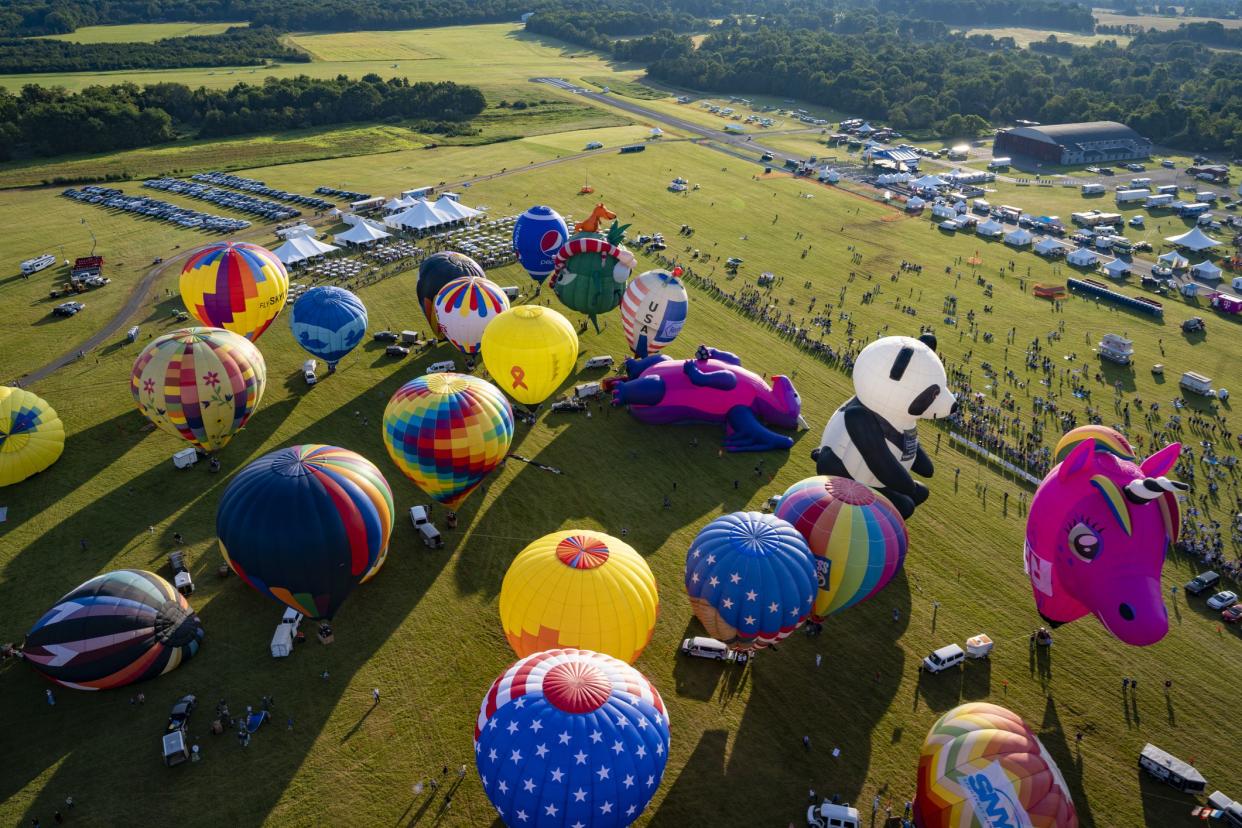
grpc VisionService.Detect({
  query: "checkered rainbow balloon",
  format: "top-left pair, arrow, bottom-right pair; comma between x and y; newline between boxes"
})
381,373 -> 514,507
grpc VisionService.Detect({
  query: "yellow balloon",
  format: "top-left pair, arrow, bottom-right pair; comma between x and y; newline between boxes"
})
179,241 -> 288,341
499,530 -> 659,664
480,305 -> 578,406
0,387 -> 65,487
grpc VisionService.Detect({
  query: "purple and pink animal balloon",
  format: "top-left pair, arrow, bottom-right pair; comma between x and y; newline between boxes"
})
1024,434 -> 1186,647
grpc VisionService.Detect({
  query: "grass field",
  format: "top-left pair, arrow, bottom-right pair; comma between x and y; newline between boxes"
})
2,135 -> 1241,828
36,21 -> 246,42
1093,8 -> 1242,30
959,26 -> 1131,47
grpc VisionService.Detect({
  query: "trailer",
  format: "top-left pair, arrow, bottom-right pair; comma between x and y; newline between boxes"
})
1139,743 -> 1206,793
1115,189 -> 1149,205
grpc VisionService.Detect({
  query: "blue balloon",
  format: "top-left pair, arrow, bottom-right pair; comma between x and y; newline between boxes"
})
513,205 -> 568,282
289,286 -> 368,367
684,511 -> 817,651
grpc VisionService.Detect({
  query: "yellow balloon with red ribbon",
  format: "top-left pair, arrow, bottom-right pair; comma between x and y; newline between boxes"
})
480,305 -> 578,406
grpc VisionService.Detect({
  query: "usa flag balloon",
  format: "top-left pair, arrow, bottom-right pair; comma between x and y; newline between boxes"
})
475,649 -> 670,828
513,205 -> 568,283
620,269 -> 688,357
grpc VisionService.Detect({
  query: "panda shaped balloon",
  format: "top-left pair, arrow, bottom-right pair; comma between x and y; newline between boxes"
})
812,334 -> 956,518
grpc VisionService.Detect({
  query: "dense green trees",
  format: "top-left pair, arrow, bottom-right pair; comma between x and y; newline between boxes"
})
0,76 -> 485,160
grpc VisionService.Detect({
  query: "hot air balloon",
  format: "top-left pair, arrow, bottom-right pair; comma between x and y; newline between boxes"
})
289,285 -> 368,370
382,373 -> 513,507
513,204 -> 568,283
179,241 -> 288,341
1053,424 -> 1135,464
475,649 -> 670,828
216,445 -> 394,620
0,386 -> 65,487
499,531 -> 659,664
417,251 -> 485,336
774,476 -> 908,620
915,702 -> 1078,828
620,269 -> 688,357
684,511 -> 817,651
480,305 -> 579,407
433,275 -> 510,355
23,570 -> 203,690
550,204 -> 636,330
130,327 -> 267,453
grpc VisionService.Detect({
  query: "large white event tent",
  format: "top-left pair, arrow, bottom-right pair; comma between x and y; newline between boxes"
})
432,196 -> 483,221
1033,237 -> 1063,256
1101,258 -> 1131,279
1164,226 -> 1221,252
383,197 -> 413,213
911,174 -> 946,190
387,200 -> 451,231
1157,250 -> 1190,270
276,223 -> 317,240
1067,247 -> 1099,267
273,235 -> 339,265
335,221 -> 391,245
976,218 -> 1004,238
1004,228 -> 1033,247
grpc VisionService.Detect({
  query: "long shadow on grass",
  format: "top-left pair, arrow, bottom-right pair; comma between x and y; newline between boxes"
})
7,369 -> 459,825
1039,696 -> 1096,828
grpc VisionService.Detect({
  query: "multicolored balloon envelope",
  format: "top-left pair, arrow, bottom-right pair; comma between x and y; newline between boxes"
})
0,386 -> 65,487
179,241 -> 288,341
24,569 -> 203,690
1025,436 -> 1183,647
130,327 -> 267,453
551,213 -> 636,329
620,269 -> 688,356
513,205 -> 568,282
417,251 -> 485,335
216,445 -> 394,619
289,285 -> 368,368
475,649 -> 670,828
382,373 -> 514,507
481,305 -> 579,406
915,702 -> 1078,828
684,511 -> 817,651
433,275 -> 510,355
775,476 -> 908,620
500,531 -> 659,664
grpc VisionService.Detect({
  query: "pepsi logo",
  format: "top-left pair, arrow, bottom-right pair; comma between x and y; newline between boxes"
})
539,229 -> 563,254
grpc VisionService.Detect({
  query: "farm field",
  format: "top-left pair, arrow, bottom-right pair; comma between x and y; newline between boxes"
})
2,137 -> 1241,828
36,21 -> 246,42
1093,8 -> 1242,30
959,26 -> 1131,47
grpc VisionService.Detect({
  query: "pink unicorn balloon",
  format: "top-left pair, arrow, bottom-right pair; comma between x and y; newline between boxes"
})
1024,437 -> 1186,646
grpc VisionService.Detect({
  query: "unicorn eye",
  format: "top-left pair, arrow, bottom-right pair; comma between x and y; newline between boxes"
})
1068,523 -> 1100,562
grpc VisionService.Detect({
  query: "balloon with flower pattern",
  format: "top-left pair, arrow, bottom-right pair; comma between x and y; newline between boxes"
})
179,241 -> 288,341
130,327 -> 267,452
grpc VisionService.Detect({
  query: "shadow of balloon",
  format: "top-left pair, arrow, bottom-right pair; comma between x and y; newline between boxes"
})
1038,697 -> 1096,828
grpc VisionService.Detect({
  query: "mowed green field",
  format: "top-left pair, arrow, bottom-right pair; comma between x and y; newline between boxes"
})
1092,9 -> 1242,30
958,26 -> 1131,47
36,21 -> 246,42
1,138 -> 1240,828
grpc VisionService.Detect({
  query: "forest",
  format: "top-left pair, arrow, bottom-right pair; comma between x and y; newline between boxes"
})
0,75 -> 485,159
0,26 -> 306,73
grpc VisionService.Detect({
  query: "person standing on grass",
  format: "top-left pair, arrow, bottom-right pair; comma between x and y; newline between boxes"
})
372,688 -> 380,704
46,688 -> 55,706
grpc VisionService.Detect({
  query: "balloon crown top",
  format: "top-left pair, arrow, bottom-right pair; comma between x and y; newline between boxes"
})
556,535 -> 611,569
543,659 -> 611,714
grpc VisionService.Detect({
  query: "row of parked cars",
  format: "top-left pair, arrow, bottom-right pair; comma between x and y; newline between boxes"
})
192,171 -> 335,211
143,178 -> 301,222
61,186 -> 251,232
315,186 -> 371,201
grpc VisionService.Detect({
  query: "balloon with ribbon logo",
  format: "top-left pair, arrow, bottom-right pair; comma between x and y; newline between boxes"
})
620,269 -> 688,357
433,275 -> 510,355
179,241 -> 288,341
382,373 -> 514,507
480,305 -> 579,406
512,205 -> 568,283
550,203 -> 636,331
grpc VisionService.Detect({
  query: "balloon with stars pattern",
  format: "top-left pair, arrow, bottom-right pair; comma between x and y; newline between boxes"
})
684,511 -> 817,651
474,648 -> 670,828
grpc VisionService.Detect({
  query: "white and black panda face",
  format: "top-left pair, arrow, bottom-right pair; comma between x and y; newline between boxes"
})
853,334 -> 957,425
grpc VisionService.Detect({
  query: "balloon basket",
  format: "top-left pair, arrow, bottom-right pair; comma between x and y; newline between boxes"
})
317,624 -> 334,645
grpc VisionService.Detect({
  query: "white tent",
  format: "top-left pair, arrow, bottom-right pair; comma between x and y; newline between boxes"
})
931,203 -> 957,220
273,235 -> 339,265
1101,258 -> 1130,279
277,223 -> 317,240
1034,237 -> 1063,256
1191,260 -> 1223,280
1165,226 -> 1221,251
335,221 -> 391,246
1067,247 -> 1099,267
976,219 -> 1004,238
383,197 -> 413,213
1157,250 -> 1190,269
433,197 -> 483,221
1004,228 -> 1033,247
856,123 -> 874,135
912,174 -> 946,190
823,169 -> 840,184
327,207 -> 342,218
953,200 -> 968,214
905,196 -> 926,212
387,201 -> 450,231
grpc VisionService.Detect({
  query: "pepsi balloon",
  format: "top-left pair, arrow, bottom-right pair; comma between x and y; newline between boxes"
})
512,205 -> 567,283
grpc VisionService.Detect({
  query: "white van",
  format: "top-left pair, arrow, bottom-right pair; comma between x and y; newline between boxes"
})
302,359 -> 318,385
807,802 -> 861,828
584,355 -> 615,369
501,286 -> 521,301
679,636 -> 735,661
922,643 -> 965,673
425,360 -> 455,374
271,607 -> 303,658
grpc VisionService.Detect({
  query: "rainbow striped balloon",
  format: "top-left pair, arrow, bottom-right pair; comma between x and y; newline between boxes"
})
915,702 -> 1078,828
216,445 -> 395,619
180,241 -> 288,341
433,275 -> 510,355
1053,424 -> 1136,464
382,373 -> 514,507
775,476 -> 907,620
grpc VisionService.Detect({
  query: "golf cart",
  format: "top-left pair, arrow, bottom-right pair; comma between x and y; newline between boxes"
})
807,802 -> 860,828
409,505 -> 444,549
169,550 -> 194,596
163,694 -> 197,766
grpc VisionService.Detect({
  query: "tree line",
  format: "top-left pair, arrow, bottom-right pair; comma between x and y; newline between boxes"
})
0,26 -> 307,74
0,75 -> 485,159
